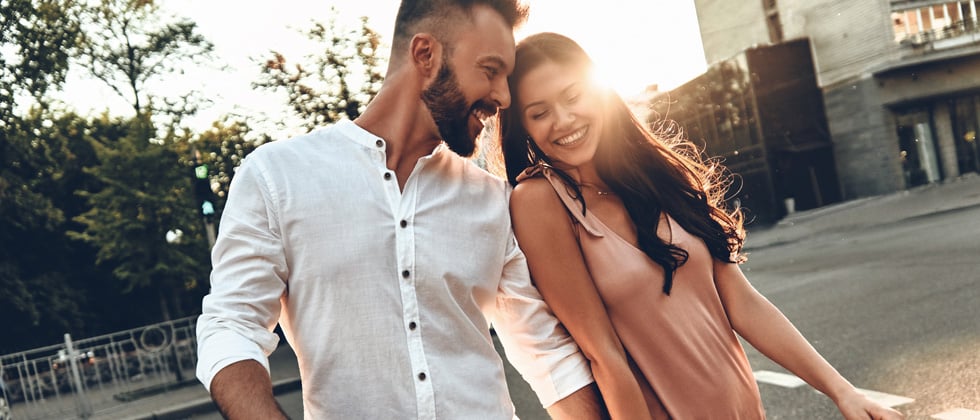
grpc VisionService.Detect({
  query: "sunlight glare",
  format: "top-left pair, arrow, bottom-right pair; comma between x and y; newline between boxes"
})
515,0 -> 706,98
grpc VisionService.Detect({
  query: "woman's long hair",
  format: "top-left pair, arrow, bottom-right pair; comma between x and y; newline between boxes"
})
499,32 -> 745,295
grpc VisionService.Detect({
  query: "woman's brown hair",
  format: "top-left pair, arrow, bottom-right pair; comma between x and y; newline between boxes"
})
499,32 -> 745,294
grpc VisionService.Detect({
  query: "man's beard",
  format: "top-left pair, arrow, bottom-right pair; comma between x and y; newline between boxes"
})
421,60 -> 496,157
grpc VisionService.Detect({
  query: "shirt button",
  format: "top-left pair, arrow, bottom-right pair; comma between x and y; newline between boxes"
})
402,270 -> 410,278
400,220 -> 408,228
375,139 -> 383,148
408,321 -> 417,330
383,172 -> 392,180
418,372 -> 427,381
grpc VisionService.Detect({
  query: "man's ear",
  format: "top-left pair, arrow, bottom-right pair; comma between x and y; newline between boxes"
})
410,33 -> 443,80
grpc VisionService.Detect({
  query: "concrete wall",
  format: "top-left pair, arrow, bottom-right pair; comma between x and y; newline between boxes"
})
823,78 -> 906,198
877,53 -> 980,106
776,0 -> 896,87
693,0 -> 769,65
695,0 -> 898,87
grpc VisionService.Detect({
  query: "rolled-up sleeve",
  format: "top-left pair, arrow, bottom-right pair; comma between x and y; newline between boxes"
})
196,156 -> 288,391
491,232 -> 594,408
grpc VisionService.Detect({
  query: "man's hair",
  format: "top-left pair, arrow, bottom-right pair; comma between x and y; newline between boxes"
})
391,0 -> 528,55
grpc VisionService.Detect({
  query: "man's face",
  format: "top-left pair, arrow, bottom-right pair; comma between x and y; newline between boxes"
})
421,5 -> 515,157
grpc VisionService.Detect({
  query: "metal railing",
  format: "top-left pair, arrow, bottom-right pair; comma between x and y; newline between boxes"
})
899,18 -> 980,49
0,316 -> 198,419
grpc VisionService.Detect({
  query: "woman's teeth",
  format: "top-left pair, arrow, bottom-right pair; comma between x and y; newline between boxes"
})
555,127 -> 587,146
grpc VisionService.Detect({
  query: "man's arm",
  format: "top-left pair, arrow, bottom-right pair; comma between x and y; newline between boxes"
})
196,155 -> 290,416
210,360 -> 288,420
546,383 -> 609,420
492,229 -> 601,418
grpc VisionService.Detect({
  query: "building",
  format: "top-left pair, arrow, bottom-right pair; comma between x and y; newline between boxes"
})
691,0 -> 980,200
650,39 -> 842,224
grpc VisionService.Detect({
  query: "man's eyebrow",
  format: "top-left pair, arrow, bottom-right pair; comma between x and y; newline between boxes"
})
477,56 -> 507,71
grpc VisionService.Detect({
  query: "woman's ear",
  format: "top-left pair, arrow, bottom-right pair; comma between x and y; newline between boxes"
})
409,33 -> 443,81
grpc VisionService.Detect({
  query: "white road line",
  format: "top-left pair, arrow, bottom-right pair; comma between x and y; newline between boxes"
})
852,388 -> 915,408
753,370 -> 807,388
932,408 -> 980,420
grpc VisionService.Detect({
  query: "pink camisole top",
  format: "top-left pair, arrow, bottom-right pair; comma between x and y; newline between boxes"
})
518,165 -> 766,419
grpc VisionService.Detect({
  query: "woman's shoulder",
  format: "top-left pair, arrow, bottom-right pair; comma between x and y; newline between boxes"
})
511,174 -> 560,211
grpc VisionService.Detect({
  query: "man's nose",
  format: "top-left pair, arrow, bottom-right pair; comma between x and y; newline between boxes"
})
490,77 -> 511,110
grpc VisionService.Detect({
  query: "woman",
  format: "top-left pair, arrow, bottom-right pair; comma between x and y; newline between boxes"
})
499,32 -> 904,420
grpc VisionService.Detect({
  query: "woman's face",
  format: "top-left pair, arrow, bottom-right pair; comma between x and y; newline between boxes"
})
516,60 -> 604,170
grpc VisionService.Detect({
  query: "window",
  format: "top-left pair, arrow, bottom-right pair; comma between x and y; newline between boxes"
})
892,1 -> 980,44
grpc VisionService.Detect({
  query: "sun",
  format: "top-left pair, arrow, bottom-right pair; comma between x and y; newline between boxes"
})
514,0 -> 707,98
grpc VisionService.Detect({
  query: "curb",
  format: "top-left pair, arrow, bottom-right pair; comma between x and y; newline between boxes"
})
134,378 -> 302,420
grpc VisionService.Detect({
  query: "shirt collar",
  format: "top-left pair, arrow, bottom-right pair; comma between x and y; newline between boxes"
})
334,119 -> 448,161
334,119 -> 387,150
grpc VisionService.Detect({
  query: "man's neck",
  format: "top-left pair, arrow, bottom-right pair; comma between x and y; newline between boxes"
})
355,82 -> 444,191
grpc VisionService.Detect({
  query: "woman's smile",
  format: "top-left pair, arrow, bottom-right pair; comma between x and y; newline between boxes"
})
554,126 -> 589,146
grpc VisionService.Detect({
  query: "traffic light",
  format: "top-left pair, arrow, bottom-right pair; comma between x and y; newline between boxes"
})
193,162 -> 215,219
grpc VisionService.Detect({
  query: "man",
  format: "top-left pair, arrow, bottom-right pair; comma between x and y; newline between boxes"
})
196,1 -> 600,418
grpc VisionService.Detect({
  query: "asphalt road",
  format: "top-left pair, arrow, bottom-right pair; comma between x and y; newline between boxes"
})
191,204 -> 979,420
741,204 -> 980,419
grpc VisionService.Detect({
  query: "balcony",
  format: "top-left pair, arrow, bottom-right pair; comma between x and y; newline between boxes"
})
898,19 -> 980,54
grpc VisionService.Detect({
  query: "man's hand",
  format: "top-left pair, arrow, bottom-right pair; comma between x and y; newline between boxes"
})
209,360 -> 289,420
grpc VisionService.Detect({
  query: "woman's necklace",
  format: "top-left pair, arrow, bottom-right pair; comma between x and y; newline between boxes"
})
579,182 -> 615,196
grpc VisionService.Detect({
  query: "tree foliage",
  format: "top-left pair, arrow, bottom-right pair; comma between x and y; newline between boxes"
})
68,114 -> 211,320
254,8 -> 385,131
0,0 -> 83,121
0,108 -> 111,352
186,117 -> 268,206
0,1 -> 389,353
77,0 -> 214,124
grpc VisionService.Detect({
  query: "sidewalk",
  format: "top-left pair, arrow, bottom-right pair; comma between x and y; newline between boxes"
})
744,172 -> 980,250
90,344 -> 301,420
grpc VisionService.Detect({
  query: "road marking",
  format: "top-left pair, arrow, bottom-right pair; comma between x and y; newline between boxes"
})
754,370 -> 915,409
753,370 -> 807,388
852,388 -> 915,408
932,408 -> 980,420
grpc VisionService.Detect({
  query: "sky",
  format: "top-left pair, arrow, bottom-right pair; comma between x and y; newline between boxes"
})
57,0 -> 707,137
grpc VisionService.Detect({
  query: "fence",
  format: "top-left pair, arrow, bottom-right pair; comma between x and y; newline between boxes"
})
0,316 -> 199,420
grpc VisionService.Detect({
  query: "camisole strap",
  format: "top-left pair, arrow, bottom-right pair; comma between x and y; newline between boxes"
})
515,164 -> 605,238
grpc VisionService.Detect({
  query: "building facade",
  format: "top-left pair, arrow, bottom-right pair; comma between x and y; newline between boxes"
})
692,0 -> 980,200
649,40 -> 842,224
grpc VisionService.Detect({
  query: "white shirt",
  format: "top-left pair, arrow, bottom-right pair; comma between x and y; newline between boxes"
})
196,120 -> 592,419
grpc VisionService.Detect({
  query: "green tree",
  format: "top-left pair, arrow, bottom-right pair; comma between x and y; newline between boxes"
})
77,0 -> 214,127
0,0 -> 92,352
0,0 -> 83,121
0,108 -> 119,353
183,117 -> 268,208
64,0 -> 218,322
1,0 -> 84,233
69,115 -> 210,321
255,8 -> 385,131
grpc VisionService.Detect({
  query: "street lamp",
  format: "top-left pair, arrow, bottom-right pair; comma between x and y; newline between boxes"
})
165,228 -> 183,245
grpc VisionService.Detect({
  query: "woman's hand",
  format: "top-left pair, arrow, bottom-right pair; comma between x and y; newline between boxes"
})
834,389 -> 905,420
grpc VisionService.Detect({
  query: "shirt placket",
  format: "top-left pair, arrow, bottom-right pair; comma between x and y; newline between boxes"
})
375,139 -> 435,418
